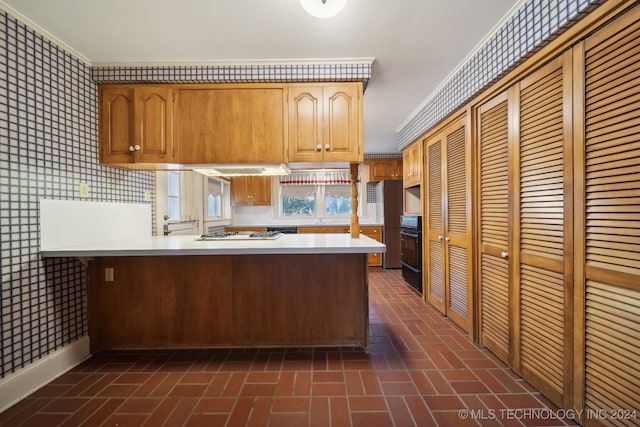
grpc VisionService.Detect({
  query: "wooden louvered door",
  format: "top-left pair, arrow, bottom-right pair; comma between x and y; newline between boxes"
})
424,116 -> 472,333
425,135 -> 446,313
514,51 -> 573,408
575,6 -> 640,424
444,120 -> 472,332
477,92 -> 511,363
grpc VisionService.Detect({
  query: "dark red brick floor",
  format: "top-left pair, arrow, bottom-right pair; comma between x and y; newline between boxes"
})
0,268 -> 577,426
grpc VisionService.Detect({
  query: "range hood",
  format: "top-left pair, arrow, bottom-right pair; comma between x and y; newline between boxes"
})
191,163 -> 290,177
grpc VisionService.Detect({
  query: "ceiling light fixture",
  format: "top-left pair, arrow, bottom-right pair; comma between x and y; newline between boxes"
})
300,0 -> 347,18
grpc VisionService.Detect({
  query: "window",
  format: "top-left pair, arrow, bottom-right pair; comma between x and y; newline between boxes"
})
167,171 -> 181,220
279,171 -> 358,218
204,177 -> 230,220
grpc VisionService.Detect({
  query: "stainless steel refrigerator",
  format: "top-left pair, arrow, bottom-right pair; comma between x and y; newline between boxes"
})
376,180 -> 403,268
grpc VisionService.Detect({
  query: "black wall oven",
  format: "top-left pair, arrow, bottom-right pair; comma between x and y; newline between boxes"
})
400,215 -> 422,294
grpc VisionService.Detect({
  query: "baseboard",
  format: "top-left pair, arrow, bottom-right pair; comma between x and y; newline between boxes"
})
0,336 -> 91,413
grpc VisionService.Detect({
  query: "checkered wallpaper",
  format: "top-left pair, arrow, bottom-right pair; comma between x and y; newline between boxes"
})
397,0 -> 603,149
0,12 -> 155,378
92,63 -> 372,89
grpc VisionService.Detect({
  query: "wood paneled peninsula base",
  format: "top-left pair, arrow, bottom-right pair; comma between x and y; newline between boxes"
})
87,253 -> 369,352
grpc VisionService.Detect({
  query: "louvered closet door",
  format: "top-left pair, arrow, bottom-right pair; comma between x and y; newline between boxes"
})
516,51 -> 573,408
444,120 -> 472,332
425,136 -> 446,313
581,6 -> 640,423
478,92 -> 510,362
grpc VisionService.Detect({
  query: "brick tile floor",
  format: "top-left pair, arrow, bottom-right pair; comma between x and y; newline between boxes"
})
0,268 -> 578,426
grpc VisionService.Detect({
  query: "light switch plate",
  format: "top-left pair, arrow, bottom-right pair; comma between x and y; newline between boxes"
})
104,267 -> 114,282
79,182 -> 89,198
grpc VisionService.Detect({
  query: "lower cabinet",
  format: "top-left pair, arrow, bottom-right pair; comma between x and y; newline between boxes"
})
297,225 -> 382,267
297,226 -> 349,234
360,226 -> 382,267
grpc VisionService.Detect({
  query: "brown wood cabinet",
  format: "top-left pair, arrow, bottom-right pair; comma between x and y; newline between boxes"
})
175,85 -> 286,164
297,226 -> 350,234
402,141 -> 422,187
99,85 -> 174,166
88,253 -> 369,351
288,83 -> 362,164
477,52 -> 574,409
365,158 -> 403,181
424,115 -> 472,334
575,7 -> 640,422
399,0 -> 640,419
224,226 -> 267,233
230,176 -> 272,206
360,226 -> 382,266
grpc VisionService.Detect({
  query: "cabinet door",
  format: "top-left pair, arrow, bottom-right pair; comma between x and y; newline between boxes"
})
478,91 -> 511,363
288,86 -> 323,162
514,52 -> 573,407
135,86 -> 174,163
403,142 -> 422,187
177,87 -> 285,164
322,84 -> 361,162
425,136 -> 446,313
444,121 -> 471,332
100,86 -> 134,164
231,176 -> 272,206
368,159 -> 402,181
424,118 -> 471,333
578,8 -> 640,418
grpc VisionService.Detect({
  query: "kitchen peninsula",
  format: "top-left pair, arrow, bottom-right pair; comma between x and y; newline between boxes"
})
41,224 -> 385,353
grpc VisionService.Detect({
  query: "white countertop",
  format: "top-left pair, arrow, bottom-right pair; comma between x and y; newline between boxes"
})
40,233 -> 386,257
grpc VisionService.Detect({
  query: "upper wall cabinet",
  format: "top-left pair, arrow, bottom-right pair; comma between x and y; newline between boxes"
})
365,158 -> 403,181
175,85 -> 286,164
288,83 -> 362,164
230,176 -> 272,206
99,85 -> 174,166
402,141 -> 422,187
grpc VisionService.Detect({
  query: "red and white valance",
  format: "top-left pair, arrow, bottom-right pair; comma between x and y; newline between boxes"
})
279,170 -> 359,186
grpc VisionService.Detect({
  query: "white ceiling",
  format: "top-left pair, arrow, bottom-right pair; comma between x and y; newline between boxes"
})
1,0 -> 520,153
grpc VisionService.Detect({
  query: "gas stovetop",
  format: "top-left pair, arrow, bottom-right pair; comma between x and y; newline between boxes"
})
196,231 -> 283,241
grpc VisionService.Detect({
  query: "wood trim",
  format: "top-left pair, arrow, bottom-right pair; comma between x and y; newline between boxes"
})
508,82 -> 521,372
572,40 -> 587,422
585,265 -> 640,292
561,49 -> 575,410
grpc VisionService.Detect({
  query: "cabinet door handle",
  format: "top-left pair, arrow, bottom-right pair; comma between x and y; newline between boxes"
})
438,235 -> 443,241
500,251 -> 509,259
134,145 -> 141,151
128,145 -> 135,152
325,144 -> 330,150
445,236 -> 451,242
316,144 -> 322,151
